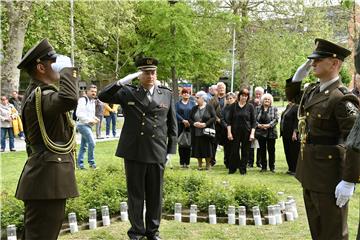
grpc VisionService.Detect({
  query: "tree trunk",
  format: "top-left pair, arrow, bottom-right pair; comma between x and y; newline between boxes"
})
237,4 -> 249,87
1,1 -> 32,96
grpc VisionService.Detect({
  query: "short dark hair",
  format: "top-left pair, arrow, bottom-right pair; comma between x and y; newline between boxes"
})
237,87 -> 250,102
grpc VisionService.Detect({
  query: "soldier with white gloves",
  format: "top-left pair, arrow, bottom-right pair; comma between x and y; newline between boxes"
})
285,38 -> 359,240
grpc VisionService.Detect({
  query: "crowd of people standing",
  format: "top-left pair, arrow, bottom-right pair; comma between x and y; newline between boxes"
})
174,80 -> 302,176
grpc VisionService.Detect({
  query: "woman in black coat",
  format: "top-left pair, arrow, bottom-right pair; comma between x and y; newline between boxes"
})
280,99 -> 300,175
227,88 -> 256,175
221,92 -> 236,168
189,91 -> 216,170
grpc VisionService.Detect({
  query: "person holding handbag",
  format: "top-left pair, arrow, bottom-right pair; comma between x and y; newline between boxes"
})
255,93 -> 278,173
189,91 -> 216,170
175,88 -> 195,168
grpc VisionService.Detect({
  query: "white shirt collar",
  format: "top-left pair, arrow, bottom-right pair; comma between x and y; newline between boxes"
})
319,76 -> 339,92
144,85 -> 155,95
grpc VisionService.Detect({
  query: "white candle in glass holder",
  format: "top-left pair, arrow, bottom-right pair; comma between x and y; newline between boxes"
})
227,206 -> 236,224
89,209 -> 97,230
285,201 -> 294,221
7,225 -> 17,240
252,206 -> 262,226
238,206 -> 247,226
267,205 -> 276,225
274,204 -> 283,224
290,199 -> 298,219
120,202 -> 129,221
208,205 -> 217,224
101,206 -> 111,226
190,204 -> 197,223
277,192 -> 285,210
68,212 -> 79,233
174,203 -> 182,222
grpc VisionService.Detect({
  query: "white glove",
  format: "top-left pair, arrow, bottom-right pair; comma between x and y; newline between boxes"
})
335,180 -> 355,208
51,55 -> 73,73
292,59 -> 313,82
116,72 -> 142,86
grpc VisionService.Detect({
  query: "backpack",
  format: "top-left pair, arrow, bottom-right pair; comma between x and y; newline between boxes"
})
72,96 -> 88,121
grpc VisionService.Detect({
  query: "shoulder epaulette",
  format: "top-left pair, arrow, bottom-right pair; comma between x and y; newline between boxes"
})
158,85 -> 173,92
42,89 -> 55,95
338,86 -> 349,95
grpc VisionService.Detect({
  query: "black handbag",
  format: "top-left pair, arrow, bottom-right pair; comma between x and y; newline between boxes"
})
178,130 -> 191,147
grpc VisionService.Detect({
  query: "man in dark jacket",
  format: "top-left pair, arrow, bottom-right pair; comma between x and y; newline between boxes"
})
15,39 -> 79,240
98,57 -> 177,240
286,38 -> 359,240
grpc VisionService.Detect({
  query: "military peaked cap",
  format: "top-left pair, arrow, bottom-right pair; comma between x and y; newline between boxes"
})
17,38 -> 58,70
307,38 -> 351,61
135,57 -> 158,71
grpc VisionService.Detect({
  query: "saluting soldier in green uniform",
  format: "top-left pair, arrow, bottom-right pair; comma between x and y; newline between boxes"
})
15,39 -> 79,240
98,57 -> 177,240
286,39 -> 360,240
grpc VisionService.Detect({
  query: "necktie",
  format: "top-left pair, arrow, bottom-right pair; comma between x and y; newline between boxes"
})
309,85 -> 320,100
146,90 -> 152,102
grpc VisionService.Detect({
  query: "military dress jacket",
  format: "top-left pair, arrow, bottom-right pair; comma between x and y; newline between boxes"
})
15,68 -> 79,200
98,83 -> 177,164
286,78 -> 360,193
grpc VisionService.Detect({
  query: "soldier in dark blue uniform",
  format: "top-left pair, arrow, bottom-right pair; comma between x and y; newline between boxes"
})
98,57 -> 177,240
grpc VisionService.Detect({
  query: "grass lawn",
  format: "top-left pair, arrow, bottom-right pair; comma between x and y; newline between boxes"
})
1,138 -> 359,240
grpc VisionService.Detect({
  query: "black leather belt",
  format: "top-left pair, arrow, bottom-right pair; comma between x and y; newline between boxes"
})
307,135 -> 343,145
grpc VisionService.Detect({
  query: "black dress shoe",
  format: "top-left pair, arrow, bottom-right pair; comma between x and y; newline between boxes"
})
228,169 -> 236,174
147,236 -> 162,240
129,236 -> 146,240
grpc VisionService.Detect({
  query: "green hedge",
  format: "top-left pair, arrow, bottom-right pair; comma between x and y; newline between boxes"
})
1,165 -> 278,231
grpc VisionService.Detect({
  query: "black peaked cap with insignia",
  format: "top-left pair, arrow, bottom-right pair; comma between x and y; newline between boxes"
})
307,38 -> 351,61
17,38 -> 58,70
135,57 -> 158,71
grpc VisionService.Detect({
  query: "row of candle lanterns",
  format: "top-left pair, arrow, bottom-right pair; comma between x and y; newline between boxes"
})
6,194 -> 297,239
68,202 -> 129,234
173,194 -> 298,226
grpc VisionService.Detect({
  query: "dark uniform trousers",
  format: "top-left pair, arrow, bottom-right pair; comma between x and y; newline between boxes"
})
303,189 -> 348,240
282,137 -> 300,173
125,159 -> 164,239
23,199 -> 66,240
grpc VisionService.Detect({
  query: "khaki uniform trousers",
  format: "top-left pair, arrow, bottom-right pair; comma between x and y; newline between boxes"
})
303,189 -> 348,240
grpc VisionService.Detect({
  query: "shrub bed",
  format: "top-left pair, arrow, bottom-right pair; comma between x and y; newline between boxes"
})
1,165 -> 278,233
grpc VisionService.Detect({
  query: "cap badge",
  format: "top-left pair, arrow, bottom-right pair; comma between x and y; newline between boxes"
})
146,59 -> 153,65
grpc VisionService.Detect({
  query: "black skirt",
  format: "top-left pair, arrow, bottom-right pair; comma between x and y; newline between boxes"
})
191,135 -> 214,158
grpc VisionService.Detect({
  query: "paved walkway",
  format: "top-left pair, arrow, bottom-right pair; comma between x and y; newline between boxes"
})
2,107 -> 286,153
1,130 -> 120,153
